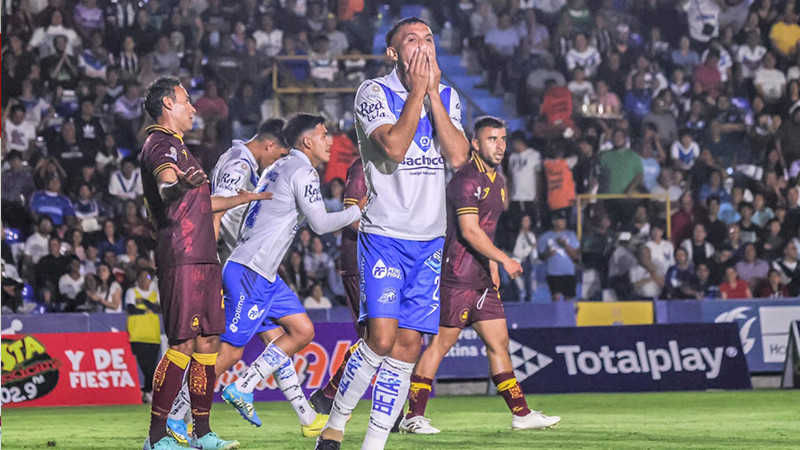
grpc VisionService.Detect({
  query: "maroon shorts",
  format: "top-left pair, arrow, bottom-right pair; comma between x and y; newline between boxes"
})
157,263 -> 225,345
440,284 -> 505,329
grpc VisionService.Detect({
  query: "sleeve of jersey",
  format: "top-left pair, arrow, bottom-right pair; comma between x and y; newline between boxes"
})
447,88 -> 465,132
355,80 -> 395,137
141,140 -> 177,178
449,175 -> 480,216
342,162 -> 366,207
294,168 -> 361,234
212,159 -> 250,198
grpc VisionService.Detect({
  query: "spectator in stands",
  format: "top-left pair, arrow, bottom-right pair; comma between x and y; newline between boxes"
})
566,32 -> 601,79
738,31 -> 767,80
30,176 -> 76,228
720,265 -> 752,299
35,236 -> 69,295
108,157 -> 143,203
96,220 -> 125,256
512,215 -> 538,302
646,222 -> 674,274
758,269 -> 791,298
699,170 -> 729,205
507,131 -> 542,230
663,247 -> 698,299
651,168 -> 683,210
304,283 -> 332,310
27,10 -> 80,58
755,52 -> 787,105
630,245 -> 666,299
695,50 -> 723,99
150,34 -> 180,76
643,95 -> 678,148
22,215 -> 54,272
125,267 -> 161,404
113,81 -> 144,148
772,239 -> 800,296
73,0 -> 104,40
253,14 -> 283,57
41,35 -> 80,90
761,218 -> 784,261
736,242 -> 769,288
695,262 -> 720,299
671,35 -> 701,71
2,151 -> 37,228
90,262 -> 122,312
543,142 -> 577,217
537,211 -> 580,301
671,129 -> 701,171
681,223 -> 715,267
623,72 -> 653,126
118,200 -> 150,242
64,228 -> 86,262
769,8 -> 800,65
482,12 -> 521,94
285,250 -> 310,296
305,236 -> 332,288
58,255 -> 84,305
72,183 -> 105,234
4,104 -> 38,157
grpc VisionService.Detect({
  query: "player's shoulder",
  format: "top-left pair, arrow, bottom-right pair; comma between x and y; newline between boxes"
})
217,142 -> 255,169
142,126 -> 182,157
347,157 -> 363,174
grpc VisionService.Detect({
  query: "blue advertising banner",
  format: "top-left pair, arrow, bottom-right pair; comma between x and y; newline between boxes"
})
1,313 -> 128,334
212,322 -> 366,402
507,323 -> 751,393
436,301 -> 577,380
655,299 -> 800,373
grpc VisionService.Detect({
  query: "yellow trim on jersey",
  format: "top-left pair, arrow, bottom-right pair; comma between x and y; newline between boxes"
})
471,152 -> 497,182
343,197 -> 359,206
456,207 -> 479,215
146,124 -> 184,144
153,162 -> 175,177
165,349 -> 191,369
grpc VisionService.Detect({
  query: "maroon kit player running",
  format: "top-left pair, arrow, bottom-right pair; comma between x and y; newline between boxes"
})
400,117 -> 562,434
140,77 -> 267,450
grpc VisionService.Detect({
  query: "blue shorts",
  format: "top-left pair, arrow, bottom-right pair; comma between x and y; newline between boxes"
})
219,261 -> 304,348
358,233 -> 444,335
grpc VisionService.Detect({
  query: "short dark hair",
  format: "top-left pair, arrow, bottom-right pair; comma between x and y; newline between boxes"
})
283,114 -> 326,148
385,17 -> 430,48
9,104 -> 25,116
472,116 -> 506,137
143,76 -> 181,121
256,118 -> 288,147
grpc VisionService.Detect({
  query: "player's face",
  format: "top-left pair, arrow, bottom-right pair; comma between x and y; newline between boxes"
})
473,126 -> 507,168
307,123 -> 332,165
169,86 -> 195,133
390,22 -> 435,67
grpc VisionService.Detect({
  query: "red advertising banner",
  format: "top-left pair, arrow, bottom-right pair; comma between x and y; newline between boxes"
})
1,332 -> 142,407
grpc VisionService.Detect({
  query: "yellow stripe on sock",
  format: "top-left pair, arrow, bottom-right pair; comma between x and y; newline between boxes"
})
165,349 -> 191,369
192,352 -> 218,366
496,378 -> 518,392
410,382 -> 432,392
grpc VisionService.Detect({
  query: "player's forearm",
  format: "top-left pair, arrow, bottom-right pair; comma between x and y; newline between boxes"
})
305,205 -> 362,235
211,194 -> 249,213
462,225 -> 513,266
428,92 -> 469,168
159,181 -> 188,204
376,93 -> 425,163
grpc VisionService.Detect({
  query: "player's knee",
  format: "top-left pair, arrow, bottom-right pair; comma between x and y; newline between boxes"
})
170,340 -> 194,356
485,335 -> 509,356
366,334 -> 395,357
297,321 -> 315,346
194,335 -> 221,354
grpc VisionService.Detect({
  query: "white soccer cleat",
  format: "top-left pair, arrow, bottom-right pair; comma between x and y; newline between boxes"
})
511,411 -> 561,430
399,415 -> 441,434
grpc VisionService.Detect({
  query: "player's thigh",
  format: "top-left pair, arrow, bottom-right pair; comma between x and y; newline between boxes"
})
219,261 -> 274,348
428,326 -> 462,352
472,318 -> 510,354
258,324 -> 284,346
217,341 -> 245,374
399,237 -> 444,335
358,233 -> 405,323
157,264 -> 211,346
439,284 -> 477,329
274,312 -> 315,343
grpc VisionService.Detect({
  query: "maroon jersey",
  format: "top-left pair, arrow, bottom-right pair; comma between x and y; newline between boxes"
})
140,125 -> 218,268
442,153 -> 506,290
339,158 -> 366,276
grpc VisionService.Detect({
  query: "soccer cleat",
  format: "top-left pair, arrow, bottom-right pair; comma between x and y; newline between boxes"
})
143,436 -> 184,450
511,411 -> 561,430
301,413 -> 329,437
190,432 -> 240,450
314,437 -> 341,450
308,389 -> 334,415
166,418 -> 190,445
399,415 -> 440,434
222,384 -> 261,427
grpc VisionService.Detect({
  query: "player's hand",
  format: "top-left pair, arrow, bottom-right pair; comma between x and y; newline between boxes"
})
404,47 -> 428,98
236,189 -> 272,203
357,196 -> 368,211
177,166 -> 208,190
503,258 -> 523,280
426,47 -> 441,96
491,269 -> 501,289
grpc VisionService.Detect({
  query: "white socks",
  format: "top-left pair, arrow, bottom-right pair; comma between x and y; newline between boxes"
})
361,358 -> 414,450
275,358 -> 316,426
235,343 -> 289,394
326,340 -> 386,432
168,370 -> 191,423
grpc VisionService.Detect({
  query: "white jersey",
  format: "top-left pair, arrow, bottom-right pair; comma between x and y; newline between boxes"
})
211,140 -> 260,262
354,69 -> 464,241
228,149 -> 361,282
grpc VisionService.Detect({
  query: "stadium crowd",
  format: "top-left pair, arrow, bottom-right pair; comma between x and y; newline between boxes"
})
2,0 -> 800,319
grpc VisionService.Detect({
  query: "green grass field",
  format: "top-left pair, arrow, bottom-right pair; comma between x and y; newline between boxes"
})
3,390 -> 799,449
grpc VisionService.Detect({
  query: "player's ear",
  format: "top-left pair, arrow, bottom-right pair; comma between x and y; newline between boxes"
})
162,96 -> 173,111
386,46 -> 398,62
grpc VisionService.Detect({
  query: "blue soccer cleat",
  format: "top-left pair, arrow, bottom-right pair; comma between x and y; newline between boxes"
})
190,432 -> 240,450
166,418 -> 190,445
222,384 -> 261,427
143,436 -> 184,450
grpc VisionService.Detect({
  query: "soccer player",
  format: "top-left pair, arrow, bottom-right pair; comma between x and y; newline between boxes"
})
316,17 -> 470,450
166,120 -> 306,443
140,76 -> 267,450
400,117 -> 561,434
308,157 -> 366,412
215,114 -> 364,436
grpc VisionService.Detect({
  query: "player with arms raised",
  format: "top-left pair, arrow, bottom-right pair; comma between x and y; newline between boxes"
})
213,114 -> 364,436
140,76 -> 267,450
400,117 -> 561,434
317,17 -> 470,450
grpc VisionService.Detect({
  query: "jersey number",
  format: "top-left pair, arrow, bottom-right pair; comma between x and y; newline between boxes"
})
244,183 -> 270,228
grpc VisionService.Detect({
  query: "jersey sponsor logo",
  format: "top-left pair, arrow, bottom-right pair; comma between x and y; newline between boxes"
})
424,249 -> 443,274
247,305 -> 261,320
460,309 -> 469,323
378,288 -> 398,304
303,185 -> 322,203
166,147 -> 178,162
419,136 -> 432,149
372,259 -> 388,279
218,172 -> 244,191
400,155 -> 444,168
357,99 -> 388,122
191,315 -> 200,331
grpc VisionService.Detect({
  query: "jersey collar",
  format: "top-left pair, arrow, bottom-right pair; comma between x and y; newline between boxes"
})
146,124 -> 184,144
290,148 -> 312,166
472,153 -> 497,183
385,69 -> 406,94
